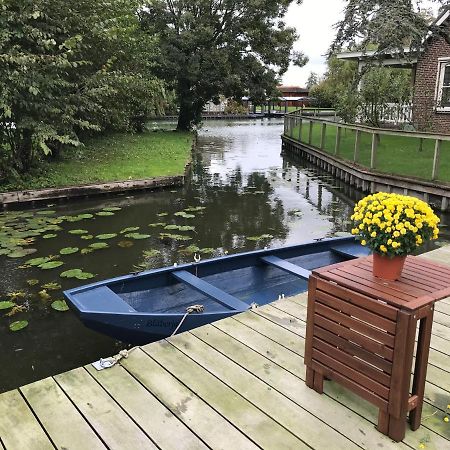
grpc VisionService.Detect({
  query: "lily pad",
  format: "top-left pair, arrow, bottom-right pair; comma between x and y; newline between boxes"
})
0,301 -> 15,310
120,227 -> 140,234
80,248 -> 94,255
159,233 -> 192,241
118,240 -> 134,248
42,234 -> 57,239
184,206 -> 206,212
96,233 -> 117,240
124,233 -> 151,240
96,211 -> 115,217
174,212 -> 195,219
164,225 -> 196,232
89,242 -> 109,250
81,234 -> 94,240
77,213 -> 94,219
41,282 -> 61,290
7,248 -> 37,258
148,222 -> 166,228
60,247 -> 79,255
38,290 -> 51,300
60,269 -> 94,280
68,229 -> 88,235
39,261 -> 64,270
51,300 -> 69,312
9,320 -> 29,331
157,212 -> 169,217
26,279 -> 39,286
179,245 -> 200,255
26,256 -> 54,266
143,249 -> 161,258
36,210 -> 56,215
246,234 -> 274,241
102,207 -> 121,212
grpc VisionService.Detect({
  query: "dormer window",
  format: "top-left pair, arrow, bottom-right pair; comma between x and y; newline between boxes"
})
436,58 -> 450,111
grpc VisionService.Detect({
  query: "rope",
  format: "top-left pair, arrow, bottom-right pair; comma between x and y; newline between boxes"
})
92,348 -> 137,371
171,304 -> 205,336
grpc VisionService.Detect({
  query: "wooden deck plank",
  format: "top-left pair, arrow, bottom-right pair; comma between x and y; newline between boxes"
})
227,312 -> 450,446
142,340 -> 309,450
20,377 -> 106,450
168,329 -> 358,450
237,305 -> 450,442
54,367 -> 156,450
0,390 -> 54,450
121,348 -> 258,450
191,322 -> 406,450
86,364 -> 208,450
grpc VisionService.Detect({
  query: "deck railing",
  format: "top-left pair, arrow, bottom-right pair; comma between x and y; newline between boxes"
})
283,112 -> 450,181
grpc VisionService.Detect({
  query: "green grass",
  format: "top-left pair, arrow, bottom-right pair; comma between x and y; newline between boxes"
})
288,120 -> 450,183
2,130 -> 193,192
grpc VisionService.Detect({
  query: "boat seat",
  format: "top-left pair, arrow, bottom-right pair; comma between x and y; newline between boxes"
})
260,255 -> 311,279
73,286 -> 136,313
330,242 -> 371,259
172,270 -> 250,311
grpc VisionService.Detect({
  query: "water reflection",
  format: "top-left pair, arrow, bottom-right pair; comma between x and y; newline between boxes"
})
1,118 -> 448,392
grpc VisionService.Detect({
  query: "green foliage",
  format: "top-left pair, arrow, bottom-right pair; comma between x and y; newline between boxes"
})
141,0 -> 305,130
0,0 -> 166,176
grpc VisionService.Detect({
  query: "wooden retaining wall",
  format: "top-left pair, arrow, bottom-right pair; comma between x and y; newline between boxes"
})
282,135 -> 450,212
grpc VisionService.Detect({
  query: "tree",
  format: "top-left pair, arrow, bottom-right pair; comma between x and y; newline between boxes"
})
331,1 -> 448,58
0,0 -> 165,175
306,72 -> 319,89
141,0 -> 307,130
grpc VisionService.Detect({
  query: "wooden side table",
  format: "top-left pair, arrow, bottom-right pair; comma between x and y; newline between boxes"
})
304,255 -> 450,442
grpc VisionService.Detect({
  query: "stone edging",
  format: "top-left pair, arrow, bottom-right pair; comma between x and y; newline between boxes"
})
282,135 -> 450,211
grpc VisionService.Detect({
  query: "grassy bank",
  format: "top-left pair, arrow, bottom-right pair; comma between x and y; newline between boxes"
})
1,130 -> 193,192
290,121 -> 450,182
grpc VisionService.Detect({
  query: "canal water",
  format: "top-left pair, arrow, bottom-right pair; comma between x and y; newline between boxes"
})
0,118 -> 448,392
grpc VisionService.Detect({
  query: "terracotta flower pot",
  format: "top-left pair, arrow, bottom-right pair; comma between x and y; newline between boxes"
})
372,253 -> 407,281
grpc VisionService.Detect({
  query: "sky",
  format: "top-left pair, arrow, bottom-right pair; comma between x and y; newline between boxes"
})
282,0 -> 442,87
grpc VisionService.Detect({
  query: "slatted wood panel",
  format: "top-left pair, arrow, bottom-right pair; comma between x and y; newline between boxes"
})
0,249 -> 449,449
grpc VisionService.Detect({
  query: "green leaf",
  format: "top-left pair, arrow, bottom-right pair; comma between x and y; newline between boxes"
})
60,247 -> 79,255
89,242 -> 109,249
60,269 -> 83,278
9,320 -> 29,332
159,233 -> 192,241
124,233 -> 151,240
26,279 -> 40,286
174,212 -> 195,219
96,233 -> 117,240
51,300 -> 69,312
96,211 -> 115,217
143,249 -> 161,258
0,301 -> 15,310
157,212 -> 168,217
148,222 -> 166,228
102,207 -> 121,212
68,229 -> 88,235
41,282 -> 61,290
7,248 -> 37,258
81,234 -> 94,240
39,261 -> 64,270
120,227 -> 140,234
42,234 -> 57,239
26,256 -> 53,266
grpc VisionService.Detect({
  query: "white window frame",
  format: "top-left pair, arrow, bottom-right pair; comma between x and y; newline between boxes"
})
435,57 -> 450,112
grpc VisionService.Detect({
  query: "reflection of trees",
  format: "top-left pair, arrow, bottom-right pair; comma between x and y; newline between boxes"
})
184,158 -> 289,252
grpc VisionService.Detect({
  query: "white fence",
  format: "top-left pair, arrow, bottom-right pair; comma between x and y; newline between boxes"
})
359,103 -> 413,126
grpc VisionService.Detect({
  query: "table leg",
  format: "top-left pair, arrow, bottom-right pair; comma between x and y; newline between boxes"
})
410,308 -> 434,430
377,410 -> 389,434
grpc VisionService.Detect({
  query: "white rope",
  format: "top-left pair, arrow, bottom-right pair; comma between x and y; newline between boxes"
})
91,348 -> 136,371
171,304 -> 205,336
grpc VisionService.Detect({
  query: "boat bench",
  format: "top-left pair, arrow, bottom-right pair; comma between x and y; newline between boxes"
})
304,255 -> 450,442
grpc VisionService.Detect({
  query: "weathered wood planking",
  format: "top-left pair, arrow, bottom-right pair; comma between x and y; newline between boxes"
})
1,246 -> 450,450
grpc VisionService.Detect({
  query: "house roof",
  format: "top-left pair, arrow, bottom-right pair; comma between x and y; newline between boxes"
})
337,7 -> 450,67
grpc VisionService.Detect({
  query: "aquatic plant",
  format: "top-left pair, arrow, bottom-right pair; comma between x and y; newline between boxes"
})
9,320 -> 28,331
51,300 -> 69,312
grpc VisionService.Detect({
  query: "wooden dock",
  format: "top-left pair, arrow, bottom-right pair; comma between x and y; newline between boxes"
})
1,250 -> 450,449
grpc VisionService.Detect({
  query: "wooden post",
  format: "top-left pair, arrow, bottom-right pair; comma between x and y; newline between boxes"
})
283,116 -> 287,135
335,126 -> 341,156
354,130 -> 361,162
320,123 -> 327,150
371,133 -> 378,169
308,120 -> 313,145
298,118 -> 303,142
432,139 -> 442,180
290,116 -> 295,138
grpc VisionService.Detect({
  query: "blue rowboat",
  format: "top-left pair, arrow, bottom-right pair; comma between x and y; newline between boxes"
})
64,236 -> 369,344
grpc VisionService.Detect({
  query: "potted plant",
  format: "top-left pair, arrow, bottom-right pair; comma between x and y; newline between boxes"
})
351,192 -> 440,280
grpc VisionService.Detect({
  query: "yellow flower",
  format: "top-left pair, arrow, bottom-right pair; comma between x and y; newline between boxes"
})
379,245 -> 387,253
371,231 -> 377,238
361,240 -> 366,246
418,444 -> 425,449
400,228 -> 407,235
393,231 -> 400,238
387,239 -> 392,245
444,416 -> 449,423
351,228 -> 358,235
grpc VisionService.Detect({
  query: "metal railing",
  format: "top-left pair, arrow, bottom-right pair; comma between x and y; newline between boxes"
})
283,111 -> 450,181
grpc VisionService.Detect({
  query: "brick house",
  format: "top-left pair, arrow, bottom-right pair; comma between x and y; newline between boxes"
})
337,7 -> 450,134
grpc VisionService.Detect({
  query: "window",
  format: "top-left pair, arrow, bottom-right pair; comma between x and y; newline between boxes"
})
436,60 -> 450,111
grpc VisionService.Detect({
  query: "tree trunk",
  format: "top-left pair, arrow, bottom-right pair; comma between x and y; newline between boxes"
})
12,129 -> 34,172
